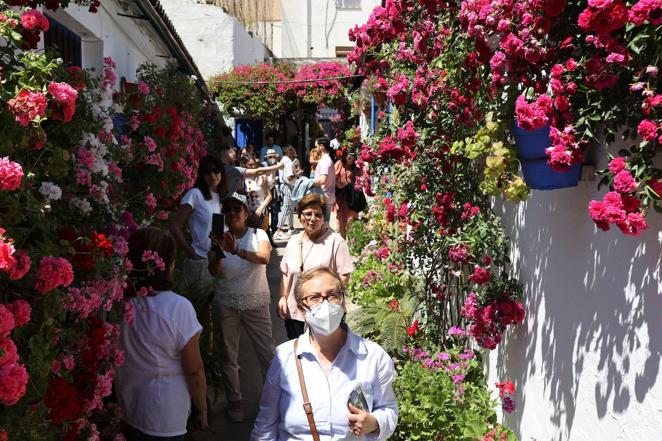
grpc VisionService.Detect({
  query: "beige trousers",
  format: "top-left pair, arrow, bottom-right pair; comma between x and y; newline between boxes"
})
218,303 -> 276,401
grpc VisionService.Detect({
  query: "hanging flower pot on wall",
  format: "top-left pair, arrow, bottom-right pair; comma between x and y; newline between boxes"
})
512,123 -> 582,190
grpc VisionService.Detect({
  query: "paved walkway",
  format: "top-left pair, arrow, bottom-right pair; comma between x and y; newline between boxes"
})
191,238 -> 291,441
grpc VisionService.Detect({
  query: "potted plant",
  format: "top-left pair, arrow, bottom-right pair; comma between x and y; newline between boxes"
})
512,122 -> 582,190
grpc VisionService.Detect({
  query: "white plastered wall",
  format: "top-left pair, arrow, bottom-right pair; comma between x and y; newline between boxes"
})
487,145 -> 662,440
50,0 -> 171,81
278,0 -> 380,59
159,0 -> 267,79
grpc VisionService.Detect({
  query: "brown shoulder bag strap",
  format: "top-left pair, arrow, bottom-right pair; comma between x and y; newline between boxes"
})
293,339 -> 320,441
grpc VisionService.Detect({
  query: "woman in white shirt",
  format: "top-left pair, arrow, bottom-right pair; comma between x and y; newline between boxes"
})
208,192 -> 276,423
116,227 -> 207,440
251,266 -> 398,440
170,155 -> 228,298
169,155 -> 228,362
243,157 -> 272,231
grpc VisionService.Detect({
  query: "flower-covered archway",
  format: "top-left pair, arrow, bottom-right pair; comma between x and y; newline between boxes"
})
209,61 -> 356,144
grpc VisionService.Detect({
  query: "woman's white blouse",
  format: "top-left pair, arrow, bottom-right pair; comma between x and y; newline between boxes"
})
251,328 -> 398,441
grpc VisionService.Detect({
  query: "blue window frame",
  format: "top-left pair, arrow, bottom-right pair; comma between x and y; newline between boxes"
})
44,17 -> 82,67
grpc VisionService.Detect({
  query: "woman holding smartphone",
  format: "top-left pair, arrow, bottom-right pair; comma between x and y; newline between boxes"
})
251,267 -> 398,441
208,192 -> 276,423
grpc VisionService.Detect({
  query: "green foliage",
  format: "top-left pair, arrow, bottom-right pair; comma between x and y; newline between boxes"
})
452,114 -> 530,202
347,256 -> 412,305
392,350 -> 515,441
209,62 -> 353,128
346,218 -> 377,257
347,294 -> 418,355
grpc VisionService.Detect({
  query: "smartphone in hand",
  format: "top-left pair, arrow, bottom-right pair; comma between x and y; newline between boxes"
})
347,384 -> 369,412
212,213 -> 225,237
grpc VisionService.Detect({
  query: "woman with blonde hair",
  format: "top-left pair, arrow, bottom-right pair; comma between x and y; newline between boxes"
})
251,266 -> 398,440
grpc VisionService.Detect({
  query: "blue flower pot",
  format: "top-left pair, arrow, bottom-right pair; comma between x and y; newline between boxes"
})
520,159 -> 582,190
512,122 -> 582,190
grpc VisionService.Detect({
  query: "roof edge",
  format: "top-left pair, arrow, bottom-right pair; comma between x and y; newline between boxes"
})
132,0 -> 210,98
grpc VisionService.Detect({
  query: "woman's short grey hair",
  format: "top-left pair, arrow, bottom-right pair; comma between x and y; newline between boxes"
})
294,266 -> 346,304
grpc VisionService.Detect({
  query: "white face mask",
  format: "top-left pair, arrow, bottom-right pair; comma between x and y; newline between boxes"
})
305,301 -> 344,336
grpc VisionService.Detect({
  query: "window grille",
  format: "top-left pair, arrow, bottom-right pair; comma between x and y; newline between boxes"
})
336,0 -> 361,10
44,17 -> 82,67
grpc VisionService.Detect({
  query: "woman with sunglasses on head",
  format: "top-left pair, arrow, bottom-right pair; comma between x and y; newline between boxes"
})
278,193 -> 353,340
251,266 -> 398,441
207,192 -> 276,423
170,156 -> 228,320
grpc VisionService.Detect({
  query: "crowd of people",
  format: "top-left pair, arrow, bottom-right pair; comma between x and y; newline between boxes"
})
114,134 -> 395,441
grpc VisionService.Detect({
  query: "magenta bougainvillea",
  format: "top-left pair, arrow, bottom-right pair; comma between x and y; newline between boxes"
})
210,61 -> 353,125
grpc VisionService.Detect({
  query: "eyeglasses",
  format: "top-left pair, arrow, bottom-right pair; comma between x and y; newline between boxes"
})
301,291 -> 344,307
301,211 -> 323,219
203,168 -> 220,176
222,205 -> 243,214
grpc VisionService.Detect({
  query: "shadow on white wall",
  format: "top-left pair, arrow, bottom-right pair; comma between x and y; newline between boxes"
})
488,183 -> 662,440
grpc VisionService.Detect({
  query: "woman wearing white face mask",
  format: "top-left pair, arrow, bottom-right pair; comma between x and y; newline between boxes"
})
251,267 -> 398,441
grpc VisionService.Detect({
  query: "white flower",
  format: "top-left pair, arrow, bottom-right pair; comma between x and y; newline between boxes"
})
70,197 -> 92,214
39,182 -> 62,201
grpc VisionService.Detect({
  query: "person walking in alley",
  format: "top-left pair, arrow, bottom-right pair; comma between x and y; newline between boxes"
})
263,148 -> 283,235
259,135 -> 283,163
308,140 -> 321,178
170,156 -> 227,316
116,227 -> 208,440
219,146 -> 283,195
312,138 -> 336,223
277,194 -> 353,339
274,146 -> 299,241
334,149 -> 362,238
208,192 -> 276,423
243,157 -> 273,232
251,266 -> 398,440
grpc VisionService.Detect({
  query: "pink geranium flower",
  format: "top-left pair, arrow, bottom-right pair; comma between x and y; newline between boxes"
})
515,94 -> 553,130
0,338 -> 18,367
0,305 -> 15,337
0,157 -> 23,191
613,171 -> 637,193
8,250 -> 31,281
0,228 -> 16,272
0,362 -> 29,406
34,256 -> 75,294
7,89 -> 47,127
20,9 -> 49,31
637,119 -> 658,141
48,82 -> 78,122
6,300 -> 31,328
608,157 -> 627,174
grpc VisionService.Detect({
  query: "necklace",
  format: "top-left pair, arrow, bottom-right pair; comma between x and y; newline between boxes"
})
299,229 -> 325,272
